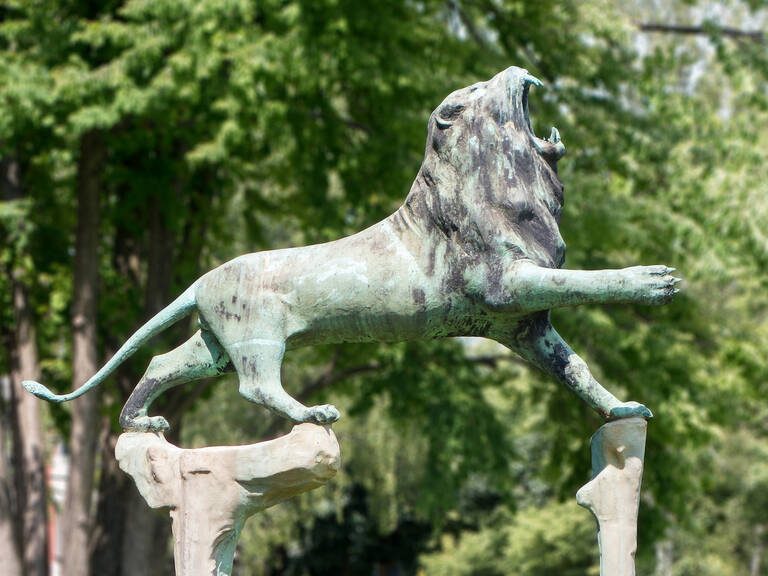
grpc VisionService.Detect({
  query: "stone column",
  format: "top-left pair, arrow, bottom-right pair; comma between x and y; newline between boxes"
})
116,423 -> 340,576
576,417 -> 647,576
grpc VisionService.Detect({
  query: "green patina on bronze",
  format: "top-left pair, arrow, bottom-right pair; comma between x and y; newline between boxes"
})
23,66 -> 679,430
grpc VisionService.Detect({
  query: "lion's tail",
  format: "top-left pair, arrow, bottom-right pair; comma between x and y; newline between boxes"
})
23,283 -> 198,403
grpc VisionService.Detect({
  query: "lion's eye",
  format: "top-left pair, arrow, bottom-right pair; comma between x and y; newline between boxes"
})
435,103 -> 466,129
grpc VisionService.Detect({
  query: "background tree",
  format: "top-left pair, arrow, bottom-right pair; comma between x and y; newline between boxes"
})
1,0 -> 767,575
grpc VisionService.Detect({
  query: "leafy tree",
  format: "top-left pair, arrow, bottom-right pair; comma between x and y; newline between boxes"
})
2,1 -> 768,575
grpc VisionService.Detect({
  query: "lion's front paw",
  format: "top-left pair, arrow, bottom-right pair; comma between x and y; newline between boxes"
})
307,404 -> 341,424
123,415 -> 170,432
622,265 -> 680,305
608,401 -> 653,421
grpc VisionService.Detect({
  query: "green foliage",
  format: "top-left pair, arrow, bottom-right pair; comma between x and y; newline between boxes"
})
2,0 -> 768,574
421,502 -> 599,576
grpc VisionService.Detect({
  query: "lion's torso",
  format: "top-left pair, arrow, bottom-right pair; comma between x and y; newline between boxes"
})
194,208 -> 546,351
195,68 -> 568,354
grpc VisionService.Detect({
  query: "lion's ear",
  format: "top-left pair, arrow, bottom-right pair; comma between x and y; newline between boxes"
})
436,102 -> 466,129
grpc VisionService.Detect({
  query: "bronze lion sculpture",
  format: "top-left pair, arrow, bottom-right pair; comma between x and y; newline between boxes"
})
24,66 -> 679,430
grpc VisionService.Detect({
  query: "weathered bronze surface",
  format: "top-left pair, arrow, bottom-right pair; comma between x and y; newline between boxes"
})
24,66 -> 679,430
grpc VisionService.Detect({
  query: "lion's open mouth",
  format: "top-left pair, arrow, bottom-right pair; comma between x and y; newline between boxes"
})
521,73 -> 566,162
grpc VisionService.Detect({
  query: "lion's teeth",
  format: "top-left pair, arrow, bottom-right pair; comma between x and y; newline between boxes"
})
523,73 -> 543,87
548,126 -> 560,143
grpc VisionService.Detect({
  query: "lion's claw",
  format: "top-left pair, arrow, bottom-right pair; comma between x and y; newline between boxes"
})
622,265 -> 681,305
307,404 -> 341,424
123,415 -> 170,432
608,401 -> 653,421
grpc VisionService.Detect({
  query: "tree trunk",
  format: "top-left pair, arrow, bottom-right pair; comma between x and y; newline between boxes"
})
88,425 -> 122,576
10,279 -> 48,576
90,175 -> 142,576
2,155 -> 49,576
91,170 -> 186,576
143,190 -> 176,321
121,182 -> 179,576
751,523 -> 764,576
92,160 -> 211,576
654,539 -> 673,576
62,131 -> 104,576
121,491 -> 169,576
0,376 -> 23,576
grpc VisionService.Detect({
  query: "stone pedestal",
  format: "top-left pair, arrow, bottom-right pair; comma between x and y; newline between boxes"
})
116,423 -> 340,576
576,418 -> 647,576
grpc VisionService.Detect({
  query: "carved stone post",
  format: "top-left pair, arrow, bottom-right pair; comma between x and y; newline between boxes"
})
576,417 -> 647,576
116,423 -> 340,576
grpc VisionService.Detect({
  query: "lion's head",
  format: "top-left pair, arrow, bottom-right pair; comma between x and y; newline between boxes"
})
405,66 -> 567,269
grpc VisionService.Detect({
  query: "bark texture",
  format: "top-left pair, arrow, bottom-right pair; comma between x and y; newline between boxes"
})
62,131 -> 104,576
751,524 -> 764,576
11,279 -> 48,576
0,383 -> 23,576
122,182 -> 179,576
90,427 -> 127,575
2,155 -> 48,576
92,177 -> 183,576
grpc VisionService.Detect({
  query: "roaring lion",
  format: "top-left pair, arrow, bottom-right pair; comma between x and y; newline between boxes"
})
24,66 -> 679,431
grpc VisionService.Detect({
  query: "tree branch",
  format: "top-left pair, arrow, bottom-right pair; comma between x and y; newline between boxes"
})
449,0 -> 489,50
258,350 -> 526,440
308,110 -> 370,134
296,361 -> 381,404
637,22 -> 765,43
460,0 -> 545,74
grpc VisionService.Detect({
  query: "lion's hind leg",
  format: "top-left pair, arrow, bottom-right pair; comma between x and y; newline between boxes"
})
229,338 -> 340,424
497,313 -> 652,421
119,329 -> 232,431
